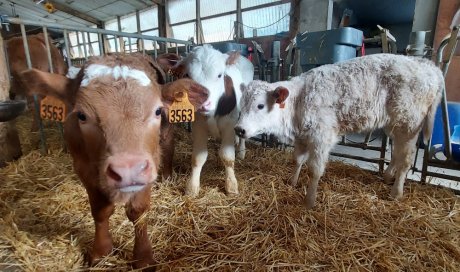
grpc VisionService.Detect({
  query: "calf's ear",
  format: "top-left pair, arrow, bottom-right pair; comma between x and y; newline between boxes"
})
161,78 -> 209,109
272,86 -> 289,105
226,51 -> 240,65
19,68 -> 79,106
156,53 -> 187,78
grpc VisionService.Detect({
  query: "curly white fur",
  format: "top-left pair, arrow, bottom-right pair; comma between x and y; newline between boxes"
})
237,54 -> 444,209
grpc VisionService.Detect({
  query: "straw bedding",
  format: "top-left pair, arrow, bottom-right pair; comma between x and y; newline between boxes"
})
0,114 -> 459,272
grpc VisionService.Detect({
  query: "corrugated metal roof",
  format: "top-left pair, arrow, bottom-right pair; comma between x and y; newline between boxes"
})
0,0 -> 155,27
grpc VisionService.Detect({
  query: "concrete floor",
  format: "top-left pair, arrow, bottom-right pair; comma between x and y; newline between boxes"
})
329,132 -> 460,192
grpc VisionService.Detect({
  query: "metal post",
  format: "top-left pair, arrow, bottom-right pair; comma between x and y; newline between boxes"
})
379,134 -> 387,173
43,26 -> 66,150
20,24 -> 47,154
154,41 -> 158,58
175,42 -> 178,55
81,31 -> 88,60
75,31 -> 82,58
63,29 -> 72,68
87,32 -> 94,56
128,37 -> 132,53
114,35 -> 119,52
141,39 -> 145,55
42,27 -> 54,73
98,33 -> 104,55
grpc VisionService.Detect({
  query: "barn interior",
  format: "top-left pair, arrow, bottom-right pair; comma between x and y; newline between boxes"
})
0,0 -> 459,271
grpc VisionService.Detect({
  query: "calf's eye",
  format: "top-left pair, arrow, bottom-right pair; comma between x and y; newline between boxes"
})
77,111 -> 87,121
218,73 -> 222,78
257,104 -> 264,110
155,107 -> 162,116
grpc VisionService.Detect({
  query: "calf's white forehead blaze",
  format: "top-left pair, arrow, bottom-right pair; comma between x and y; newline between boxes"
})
81,64 -> 152,87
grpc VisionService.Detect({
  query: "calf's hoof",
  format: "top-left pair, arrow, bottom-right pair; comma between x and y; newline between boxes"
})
236,150 -> 246,160
133,257 -> 156,271
86,240 -> 113,266
289,177 -> 299,187
185,184 -> 200,197
86,248 -> 112,266
304,197 -> 316,210
225,179 -> 239,196
390,187 -> 404,200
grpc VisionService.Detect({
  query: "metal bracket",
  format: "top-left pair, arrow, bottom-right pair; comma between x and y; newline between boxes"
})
0,15 -> 10,31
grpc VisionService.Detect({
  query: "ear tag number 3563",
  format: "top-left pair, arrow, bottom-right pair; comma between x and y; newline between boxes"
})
40,96 -> 67,122
168,91 -> 195,123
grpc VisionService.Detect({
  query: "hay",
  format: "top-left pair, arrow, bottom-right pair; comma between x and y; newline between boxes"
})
0,114 -> 459,272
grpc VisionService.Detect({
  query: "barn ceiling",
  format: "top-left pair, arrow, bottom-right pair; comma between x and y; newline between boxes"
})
0,0 -> 156,27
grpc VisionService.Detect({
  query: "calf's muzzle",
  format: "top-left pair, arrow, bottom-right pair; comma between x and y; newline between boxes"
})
105,154 -> 154,192
234,126 -> 246,138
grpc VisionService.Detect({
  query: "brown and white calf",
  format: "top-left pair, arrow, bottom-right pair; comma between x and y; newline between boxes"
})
159,45 -> 254,196
235,54 -> 443,209
20,54 -> 208,269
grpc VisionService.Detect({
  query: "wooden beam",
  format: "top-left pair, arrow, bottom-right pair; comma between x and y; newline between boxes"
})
152,0 -> 164,6
288,0 -> 300,39
48,1 -> 102,26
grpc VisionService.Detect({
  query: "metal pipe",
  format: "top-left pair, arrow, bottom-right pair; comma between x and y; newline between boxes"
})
75,31 -> 82,58
128,37 -> 132,53
5,17 -> 191,45
175,42 -> 178,55
330,152 -> 388,165
114,35 -> 119,53
42,27 -> 54,73
154,41 -> 158,58
87,32 -> 93,56
434,27 -> 460,160
20,24 -> 47,153
63,29 -> 72,68
81,31 -> 88,60
98,33 -> 103,55
141,39 -> 145,55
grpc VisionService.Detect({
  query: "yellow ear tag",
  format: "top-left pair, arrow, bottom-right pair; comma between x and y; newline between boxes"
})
40,96 -> 67,122
168,90 -> 195,123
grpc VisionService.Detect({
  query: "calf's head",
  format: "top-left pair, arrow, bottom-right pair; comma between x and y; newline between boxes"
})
235,80 -> 289,139
20,54 -> 208,202
157,45 -> 240,116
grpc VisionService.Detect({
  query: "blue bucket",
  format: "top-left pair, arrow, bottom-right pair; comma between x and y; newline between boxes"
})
431,102 -> 460,161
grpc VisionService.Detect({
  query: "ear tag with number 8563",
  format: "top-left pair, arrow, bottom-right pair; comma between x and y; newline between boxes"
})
168,90 -> 195,123
40,96 -> 67,122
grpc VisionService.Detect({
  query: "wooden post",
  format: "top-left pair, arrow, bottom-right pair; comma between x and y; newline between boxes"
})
0,34 -> 22,167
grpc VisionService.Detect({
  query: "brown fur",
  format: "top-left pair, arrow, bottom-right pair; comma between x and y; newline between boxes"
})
7,33 -> 68,131
215,75 -> 237,116
226,51 -> 240,65
19,53 -> 208,270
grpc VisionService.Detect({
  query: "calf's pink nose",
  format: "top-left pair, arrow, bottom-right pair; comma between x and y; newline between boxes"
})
106,155 -> 152,187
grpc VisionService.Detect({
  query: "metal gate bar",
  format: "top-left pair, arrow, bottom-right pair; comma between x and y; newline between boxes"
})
420,25 -> 460,183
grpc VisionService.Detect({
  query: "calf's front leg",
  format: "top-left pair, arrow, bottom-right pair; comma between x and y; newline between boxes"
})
87,189 -> 115,265
126,185 -> 154,270
236,137 -> 246,160
219,124 -> 239,195
186,115 -> 208,196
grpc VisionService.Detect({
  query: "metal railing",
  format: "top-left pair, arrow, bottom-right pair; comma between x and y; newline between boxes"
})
420,25 -> 460,183
1,16 -> 192,153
